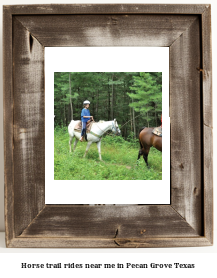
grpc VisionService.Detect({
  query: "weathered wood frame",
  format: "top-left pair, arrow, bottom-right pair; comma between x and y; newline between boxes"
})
3,4 -> 212,248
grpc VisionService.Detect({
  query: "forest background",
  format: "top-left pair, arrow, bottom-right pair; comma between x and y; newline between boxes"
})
54,72 -> 162,180
54,72 -> 162,139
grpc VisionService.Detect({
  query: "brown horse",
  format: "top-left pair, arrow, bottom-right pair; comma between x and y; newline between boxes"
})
137,127 -> 162,167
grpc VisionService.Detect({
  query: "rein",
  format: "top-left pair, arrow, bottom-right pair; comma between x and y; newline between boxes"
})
118,115 -> 140,130
90,121 -> 119,138
105,116 -> 141,137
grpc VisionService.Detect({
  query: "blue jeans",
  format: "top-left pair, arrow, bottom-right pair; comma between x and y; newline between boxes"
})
81,121 -> 87,136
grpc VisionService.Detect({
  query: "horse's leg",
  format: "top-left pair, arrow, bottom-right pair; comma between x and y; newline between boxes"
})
137,139 -> 144,162
96,140 -> 102,161
137,149 -> 143,160
143,148 -> 150,167
143,153 -> 148,167
84,141 -> 92,158
73,138 -> 78,152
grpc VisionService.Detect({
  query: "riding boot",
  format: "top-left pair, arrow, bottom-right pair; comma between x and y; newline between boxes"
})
80,136 -> 83,142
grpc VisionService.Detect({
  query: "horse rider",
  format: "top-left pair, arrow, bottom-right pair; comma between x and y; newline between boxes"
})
80,100 -> 94,142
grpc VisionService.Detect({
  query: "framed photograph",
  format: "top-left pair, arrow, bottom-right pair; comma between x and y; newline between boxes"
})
46,47 -> 170,205
4,4 -> 213,247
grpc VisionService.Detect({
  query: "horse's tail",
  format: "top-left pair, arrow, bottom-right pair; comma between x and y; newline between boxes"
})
139,138 -> 143,149
138,126 -> 146,149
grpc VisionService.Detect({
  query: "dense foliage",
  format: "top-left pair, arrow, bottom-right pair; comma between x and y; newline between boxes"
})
54,127 -> 162,180
54,72 -> 162,139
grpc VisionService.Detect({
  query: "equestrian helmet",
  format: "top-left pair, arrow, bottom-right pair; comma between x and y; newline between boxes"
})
83,100 -> 90,105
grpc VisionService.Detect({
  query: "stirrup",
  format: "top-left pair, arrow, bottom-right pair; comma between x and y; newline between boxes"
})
79,137 -> 83,142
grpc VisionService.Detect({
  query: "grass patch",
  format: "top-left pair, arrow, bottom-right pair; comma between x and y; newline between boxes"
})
54,127 -> 162,180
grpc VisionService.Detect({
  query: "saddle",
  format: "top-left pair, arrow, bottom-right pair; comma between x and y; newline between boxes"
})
152,126 -> 162,137
74,120 -> 94,133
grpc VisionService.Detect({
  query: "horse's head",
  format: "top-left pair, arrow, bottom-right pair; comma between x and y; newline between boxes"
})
112,119 -> 121,136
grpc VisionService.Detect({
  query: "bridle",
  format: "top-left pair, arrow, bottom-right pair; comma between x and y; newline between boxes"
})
111,121 -> 120,135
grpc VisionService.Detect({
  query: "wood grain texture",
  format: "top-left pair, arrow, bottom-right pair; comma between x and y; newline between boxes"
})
203,125 -> 213,243
202,6 -> 212,129
170,17 -> 202,235
201,6 -> 213,244
16,15 -> 197,47
4,4 -> 207,15
20,205 -> 198,238
3,4 -> 213,248
3,6 -> 14,246
8,237 -> 212,248
12,17 -> 45,237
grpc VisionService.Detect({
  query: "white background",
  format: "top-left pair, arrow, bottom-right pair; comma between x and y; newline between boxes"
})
45,47 -> 170,204
0,0 -> 216,277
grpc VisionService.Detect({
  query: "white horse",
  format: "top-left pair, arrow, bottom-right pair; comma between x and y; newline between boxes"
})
68,119 -> 121,161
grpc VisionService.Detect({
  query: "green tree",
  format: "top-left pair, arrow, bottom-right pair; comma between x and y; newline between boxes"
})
128,72 -> 162,127
54,72 -> 162,141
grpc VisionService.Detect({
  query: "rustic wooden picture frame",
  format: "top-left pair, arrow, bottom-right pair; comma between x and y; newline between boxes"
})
3,4 -> 213,248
